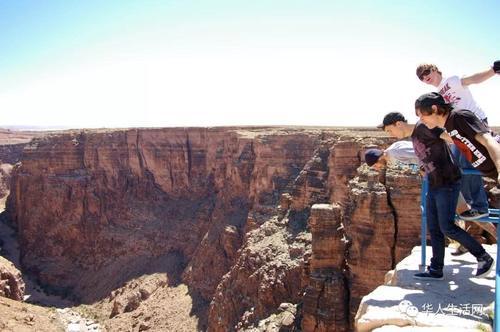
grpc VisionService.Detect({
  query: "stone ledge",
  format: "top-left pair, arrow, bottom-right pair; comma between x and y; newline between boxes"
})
355,245 -> 496,331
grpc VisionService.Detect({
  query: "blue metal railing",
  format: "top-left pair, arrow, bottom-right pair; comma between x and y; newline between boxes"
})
420,170 -> 500,331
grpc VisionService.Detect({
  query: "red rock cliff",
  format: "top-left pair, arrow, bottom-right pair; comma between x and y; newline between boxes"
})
6,127 -> 430,331
345,167 -> 421,326
6,128 -> 323,301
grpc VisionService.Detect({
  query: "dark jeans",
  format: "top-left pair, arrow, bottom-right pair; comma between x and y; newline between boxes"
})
451,145 -> 489,213
427,181 -> 486,271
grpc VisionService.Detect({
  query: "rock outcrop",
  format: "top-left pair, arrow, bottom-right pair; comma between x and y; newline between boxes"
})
0,143 -> 28,165
301,204 -> 348,332
327,140 -> 363,206
0,255 -> 25,301
345,166 -> 422,325
109,273 -> 168,318
243,303 -> 298,331
207,140 -> 334,331
0,143 -> 29,205
0,130 -> 39,205
0,163 -> 13,203
208,213 -> 311,331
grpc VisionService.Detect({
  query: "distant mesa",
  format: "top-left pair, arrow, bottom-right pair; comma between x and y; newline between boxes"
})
0,125 -> 71,131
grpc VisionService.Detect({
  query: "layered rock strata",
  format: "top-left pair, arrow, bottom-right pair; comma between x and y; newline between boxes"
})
0,143 -> 29,205
345,166 -> 422,326
301,204 -> 348,332
6,128 -> 325,306
327,141 -> 362,206
208,140 -> 334,331
7,127 -> 434,331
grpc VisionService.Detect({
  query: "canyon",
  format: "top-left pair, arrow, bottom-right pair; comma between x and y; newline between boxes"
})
0,126 -> 497,331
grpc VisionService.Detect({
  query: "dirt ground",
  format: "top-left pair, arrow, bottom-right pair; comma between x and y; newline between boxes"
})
0,296 -> 65,332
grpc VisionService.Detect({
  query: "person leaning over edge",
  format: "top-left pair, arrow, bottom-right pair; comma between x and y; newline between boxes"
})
364,140 -> 418,171
416,60 -> 500,220
403,103 -> 494,280
415,92 -> 500,184
411,93 -> 497,280
372,112 -> 497,253
375,112 -> 469,211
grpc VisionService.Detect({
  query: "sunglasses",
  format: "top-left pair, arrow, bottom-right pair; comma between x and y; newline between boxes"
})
418,69 -> 432,80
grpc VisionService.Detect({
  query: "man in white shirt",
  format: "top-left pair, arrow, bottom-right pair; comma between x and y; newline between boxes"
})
364,141 -> 418,171
416,62 -> 499,125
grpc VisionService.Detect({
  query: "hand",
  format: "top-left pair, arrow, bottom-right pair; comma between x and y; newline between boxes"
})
493,60 -> 500,74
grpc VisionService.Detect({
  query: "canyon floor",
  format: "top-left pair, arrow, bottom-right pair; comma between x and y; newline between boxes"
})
1,187 -> 206,332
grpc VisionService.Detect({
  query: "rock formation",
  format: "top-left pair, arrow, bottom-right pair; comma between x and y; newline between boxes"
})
345,166 -> 422,326
327,140 -> 363,206
242,303 -> 298,331
207,139 -> 334,331
0,143 -> 28,165
0,130 -> 41,205
0,163 -> 13,203
301,204 -> 348,332
0,143 -> 29,206
6,128 -> 336,327
9,126 -> 490,331
0,255 -> 25,301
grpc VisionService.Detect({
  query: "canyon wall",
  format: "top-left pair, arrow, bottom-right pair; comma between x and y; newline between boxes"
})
7,129 -> 321,300
344,167 -> 421,328
0,129 -> 42,204
0,143 -> 29,205
4,127 -> 432,331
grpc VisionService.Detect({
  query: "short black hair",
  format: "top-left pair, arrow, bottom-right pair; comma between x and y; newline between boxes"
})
377,112 -> 407,130
415,92 -> 453,116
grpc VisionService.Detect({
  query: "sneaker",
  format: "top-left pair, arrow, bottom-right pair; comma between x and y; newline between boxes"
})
459,209 -> 489,221
414,267 -> 444,281
489,209 -> 500,217
476,253 -> 494,278
451,244 -> 468,256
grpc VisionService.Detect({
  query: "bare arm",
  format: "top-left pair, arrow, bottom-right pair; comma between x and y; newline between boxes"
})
461,67 -> 495,86
475,132 -> 500,183
439,131 -> 453,144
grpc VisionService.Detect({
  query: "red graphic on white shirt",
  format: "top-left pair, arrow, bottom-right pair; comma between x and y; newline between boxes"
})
439,83 -> 461,105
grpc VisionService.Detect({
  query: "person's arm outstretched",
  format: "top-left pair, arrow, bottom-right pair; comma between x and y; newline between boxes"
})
461,60 -> 500,86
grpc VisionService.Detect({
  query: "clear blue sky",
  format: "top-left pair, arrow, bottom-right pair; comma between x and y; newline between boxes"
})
1,0 -> 499,128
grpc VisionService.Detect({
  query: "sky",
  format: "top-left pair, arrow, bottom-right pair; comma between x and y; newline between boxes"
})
0,0 -> 499,129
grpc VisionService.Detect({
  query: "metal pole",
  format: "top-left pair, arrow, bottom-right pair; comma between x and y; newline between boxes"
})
418,169 -> 497,329
420,176 -> 428,271
495,222 -> 499,332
